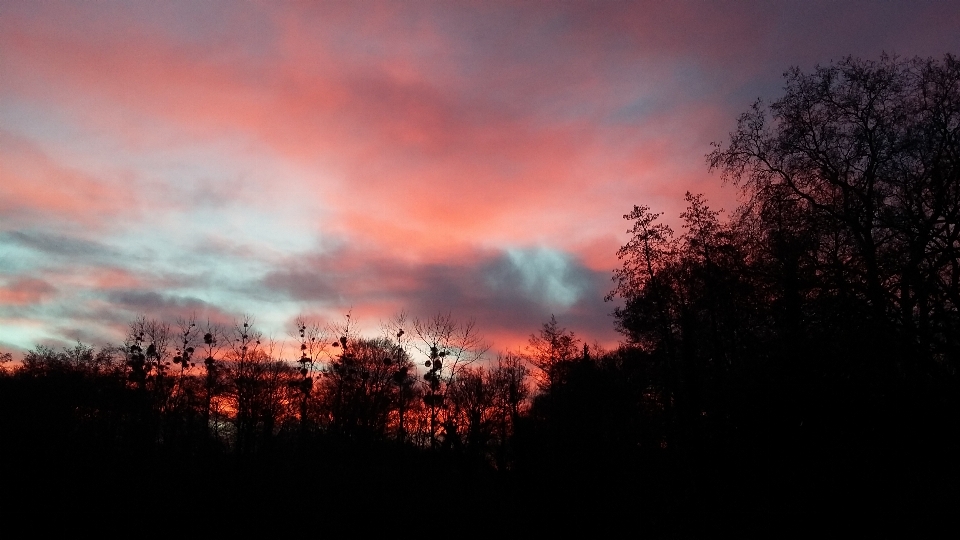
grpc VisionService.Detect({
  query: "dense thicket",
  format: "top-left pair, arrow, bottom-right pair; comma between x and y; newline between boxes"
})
3,54 -> 958,524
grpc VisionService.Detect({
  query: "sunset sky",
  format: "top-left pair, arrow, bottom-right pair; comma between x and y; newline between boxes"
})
1,1 -> 958,355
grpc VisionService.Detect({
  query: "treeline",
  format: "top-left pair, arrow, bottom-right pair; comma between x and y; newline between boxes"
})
1,312 -> 531,461
3,54 -> 959,522
1,311 -> 683,519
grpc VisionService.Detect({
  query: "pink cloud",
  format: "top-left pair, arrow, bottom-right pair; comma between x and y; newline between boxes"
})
1,2 -> 719,217
0,133 -> 140,230
2,1 -> 956,351
0,278 -> 57,306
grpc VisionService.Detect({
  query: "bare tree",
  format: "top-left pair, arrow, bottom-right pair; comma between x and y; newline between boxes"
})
709,53 -> 960,370
291,315 -> 329,435
320,313 -> 412,439
196,319 -> 227,441
226,315 -> 265,453
413,312 -> 489,449
380,311 -> 417,443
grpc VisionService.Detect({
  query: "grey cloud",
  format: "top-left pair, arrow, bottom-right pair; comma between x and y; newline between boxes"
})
107,289 -> 208,312
100,290 -> 237,325
259,245 -> 620,345
1,230 -> 119,260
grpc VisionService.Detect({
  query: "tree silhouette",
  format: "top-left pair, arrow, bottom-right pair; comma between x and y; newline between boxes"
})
602,56 -> 960,492
607,205 -> 678,354
412,312 -> 488,449
449,352 -> 529,469
526,315 -> 580,389
709,53 -> 960,374
0,351 -> 11,375
197,319 -> 227,442
380,312 -> 417,443
291,316 -> 328,438
320,313 -> 415,441
224,316 -> 292,454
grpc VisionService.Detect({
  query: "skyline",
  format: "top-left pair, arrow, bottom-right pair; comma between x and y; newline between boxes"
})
2,0 -> 958,354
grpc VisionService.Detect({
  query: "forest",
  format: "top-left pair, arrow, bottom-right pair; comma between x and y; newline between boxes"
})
3,54 -> 959,526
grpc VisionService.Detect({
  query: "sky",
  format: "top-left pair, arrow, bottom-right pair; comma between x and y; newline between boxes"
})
1,0 -> 958,356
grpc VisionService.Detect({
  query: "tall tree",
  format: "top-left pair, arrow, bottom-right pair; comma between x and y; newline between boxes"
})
709,53 -> 960,372
526,315 -> 580,389
413,312 -> 487,449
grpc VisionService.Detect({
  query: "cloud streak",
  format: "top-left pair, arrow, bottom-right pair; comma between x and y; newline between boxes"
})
1,1 -> 957,352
